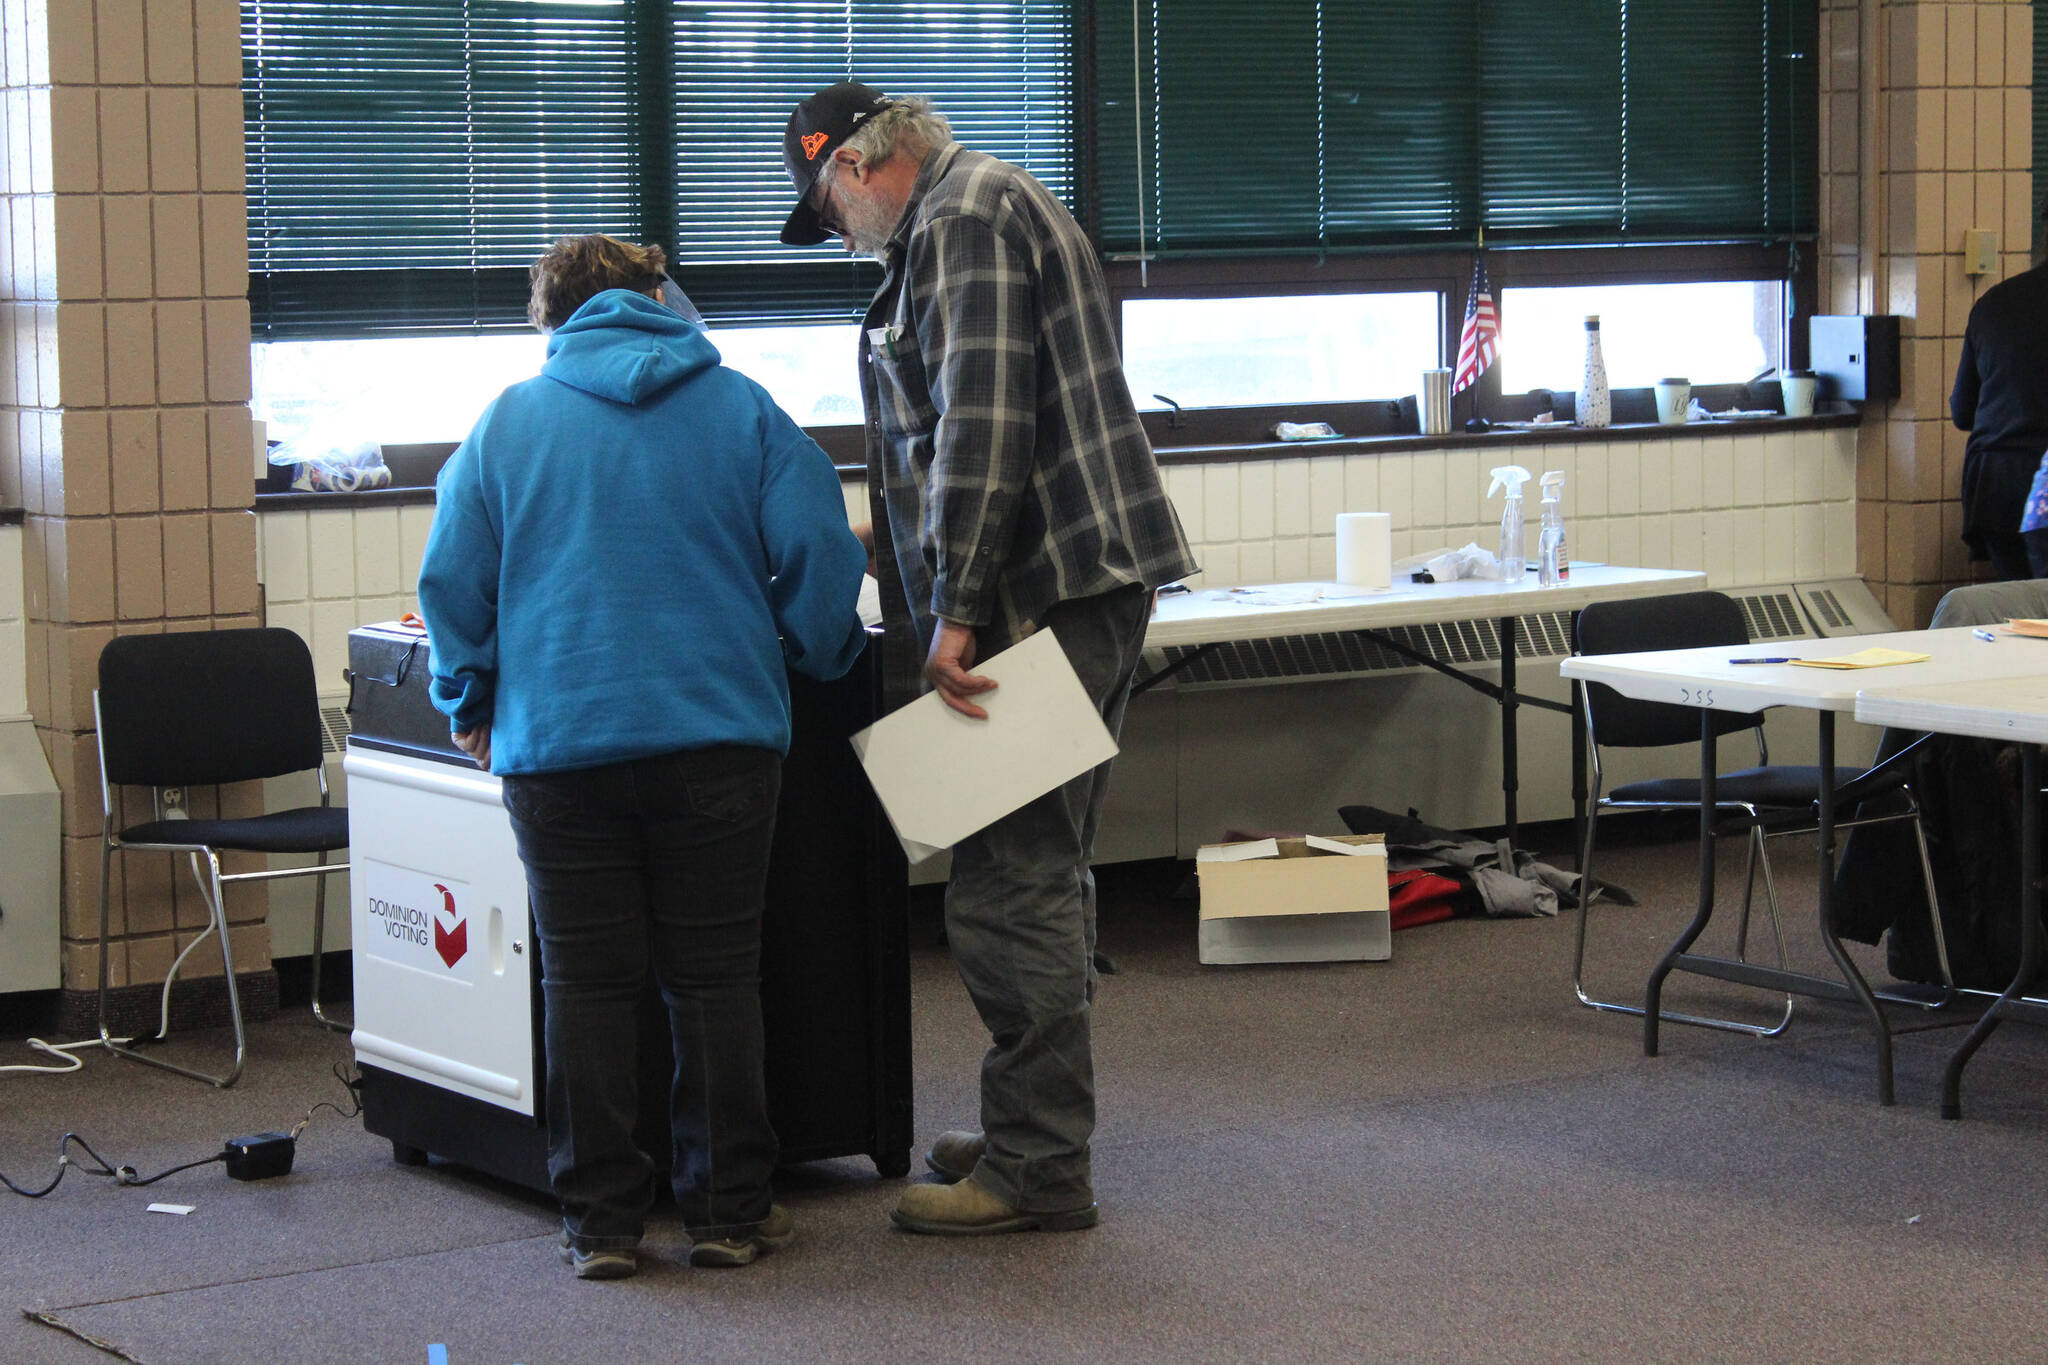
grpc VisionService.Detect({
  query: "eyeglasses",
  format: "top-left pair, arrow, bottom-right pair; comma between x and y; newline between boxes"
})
810,176 -> 845,238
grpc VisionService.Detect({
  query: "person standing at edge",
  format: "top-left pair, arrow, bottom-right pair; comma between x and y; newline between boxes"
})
776,82 -> 1198,1236
418,235 -> 869,1278
1951,198 -> 2048,580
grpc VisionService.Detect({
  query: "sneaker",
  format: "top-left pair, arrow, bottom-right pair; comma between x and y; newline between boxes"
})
687,1203 -> 795,1268
556,1231 -> 637,1280
892,1178 -> 1098,1236
924,1130 -> 985,1183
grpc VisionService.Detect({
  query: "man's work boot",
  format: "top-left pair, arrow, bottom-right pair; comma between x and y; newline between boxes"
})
923,1130 -> 985,1183
892,1178 -> 1098,1236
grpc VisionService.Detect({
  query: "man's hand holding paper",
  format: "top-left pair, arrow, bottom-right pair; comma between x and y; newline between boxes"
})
852,628 -> 1119,861
925,619 -> 999,719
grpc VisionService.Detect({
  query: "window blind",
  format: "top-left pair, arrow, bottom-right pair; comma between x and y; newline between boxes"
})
244,0 -> 647,338
1096,0 -> 1816,258
244,0 -> 1076,338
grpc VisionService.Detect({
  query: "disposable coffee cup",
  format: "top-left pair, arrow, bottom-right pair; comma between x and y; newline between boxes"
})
1781,370 -> 1818,419
1653,377 -> 1691,425
1419,368 -> 1453,436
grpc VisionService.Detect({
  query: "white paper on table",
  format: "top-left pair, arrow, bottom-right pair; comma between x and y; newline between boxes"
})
1303,835 -> 1376,856
850,628 -> 1118,864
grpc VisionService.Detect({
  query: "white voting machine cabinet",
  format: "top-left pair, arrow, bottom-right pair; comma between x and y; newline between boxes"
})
345,747 -> 537,1116
339,620 -> 914,1190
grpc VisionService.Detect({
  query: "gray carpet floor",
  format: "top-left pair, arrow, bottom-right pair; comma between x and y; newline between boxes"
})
6,824 -> 2048,1364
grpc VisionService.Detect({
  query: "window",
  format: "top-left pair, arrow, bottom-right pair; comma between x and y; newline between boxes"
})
242,0 -> 1074,338
1094,0 -> 1816,257
246,2 -> 1819,452
252,321 -> 865,448
1497,282 -> 1786,393
253,335 -> 545,448
1121,292 -> 1441,412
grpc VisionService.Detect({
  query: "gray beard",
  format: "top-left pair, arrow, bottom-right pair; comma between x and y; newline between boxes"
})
841,193 -> 900,260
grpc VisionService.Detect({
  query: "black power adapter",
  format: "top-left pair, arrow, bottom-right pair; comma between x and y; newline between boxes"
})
222,1132 -> 296,1181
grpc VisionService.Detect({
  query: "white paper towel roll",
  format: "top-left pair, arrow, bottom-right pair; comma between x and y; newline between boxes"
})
1334,512 -> 1392,589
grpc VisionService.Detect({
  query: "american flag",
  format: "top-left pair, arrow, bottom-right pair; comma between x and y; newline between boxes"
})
1452,255 -> 1498,395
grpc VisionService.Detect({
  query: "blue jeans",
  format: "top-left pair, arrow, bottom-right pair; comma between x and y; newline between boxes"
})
501,745 -> 782,1252
943,584 -> 1152,1212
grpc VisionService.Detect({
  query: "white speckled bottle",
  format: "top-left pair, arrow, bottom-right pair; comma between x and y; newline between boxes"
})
1576,315 -> 1610,428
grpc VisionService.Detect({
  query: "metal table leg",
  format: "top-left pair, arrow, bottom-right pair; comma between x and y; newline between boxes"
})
1646,712 -> 1720,1057
1499,615 -> 1519,848
1942,744 -> 2044,1119
1570,677 -> 1588,872
1808,711 -> 1896,1105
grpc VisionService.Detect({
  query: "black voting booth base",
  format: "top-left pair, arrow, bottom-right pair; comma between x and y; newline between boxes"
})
344,627 -> 914,1191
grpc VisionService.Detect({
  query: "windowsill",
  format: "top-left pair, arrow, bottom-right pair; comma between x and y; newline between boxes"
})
1151,408 -> 1859,465
256,485 -> 441,510
249,407 -> 1862,511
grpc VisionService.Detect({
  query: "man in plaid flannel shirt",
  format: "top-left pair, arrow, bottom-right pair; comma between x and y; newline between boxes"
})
780,82 -> 1196,1236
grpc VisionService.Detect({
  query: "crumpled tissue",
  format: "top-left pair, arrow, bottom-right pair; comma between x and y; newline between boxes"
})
1422,542 -> 1509,582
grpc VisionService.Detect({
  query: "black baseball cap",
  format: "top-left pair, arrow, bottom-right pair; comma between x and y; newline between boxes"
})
780,82 -> 895,247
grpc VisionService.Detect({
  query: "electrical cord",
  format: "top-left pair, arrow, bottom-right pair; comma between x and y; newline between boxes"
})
0,1036 -> 131,1076
1,1059 -> 363,1199
1,1134 -> 225,1197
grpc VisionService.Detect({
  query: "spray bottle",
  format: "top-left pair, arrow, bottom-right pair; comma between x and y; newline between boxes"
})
1488,465 -> 1532,580
1537,470 -> 1569,585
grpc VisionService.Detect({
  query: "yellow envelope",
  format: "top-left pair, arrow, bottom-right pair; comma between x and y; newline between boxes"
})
1790,647 -> 1932,670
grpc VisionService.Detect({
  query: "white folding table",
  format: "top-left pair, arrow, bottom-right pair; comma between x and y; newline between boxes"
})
1855,672 -> 2048,1118
1560,625 -> 2048,1103
1145,565 -> 1705,849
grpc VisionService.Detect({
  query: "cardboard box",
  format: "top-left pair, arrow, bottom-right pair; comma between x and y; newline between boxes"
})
1195,834 -> 1391,965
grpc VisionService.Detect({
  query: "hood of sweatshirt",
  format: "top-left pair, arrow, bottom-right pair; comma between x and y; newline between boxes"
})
542,289 -> 721,406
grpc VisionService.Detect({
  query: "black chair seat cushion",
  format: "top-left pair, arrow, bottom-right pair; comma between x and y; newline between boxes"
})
119,807 -> 349,855
1609,764 -> 1903,811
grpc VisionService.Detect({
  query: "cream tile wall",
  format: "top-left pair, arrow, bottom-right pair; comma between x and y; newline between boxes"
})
0,521 -> 24,714
260,426 -> 1862,678
257,502 -> 430,690
1167,429 -> 1859,592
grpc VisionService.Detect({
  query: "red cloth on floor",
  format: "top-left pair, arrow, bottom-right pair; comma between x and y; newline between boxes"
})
1388,868 -> 1465,931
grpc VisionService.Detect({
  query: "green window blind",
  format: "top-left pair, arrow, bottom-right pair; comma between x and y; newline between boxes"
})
244,1 -> 647,338
1097,0 -> 1816,257
668,2 -> 1073,324
245,0 -> 1075,339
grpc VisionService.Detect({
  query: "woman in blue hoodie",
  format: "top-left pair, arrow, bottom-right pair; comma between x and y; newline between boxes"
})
418,235 -> 868,1280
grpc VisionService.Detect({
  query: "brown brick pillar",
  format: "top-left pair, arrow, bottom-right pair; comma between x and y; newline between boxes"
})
2,0 -> 269,1035
1822,0 -> 2034,629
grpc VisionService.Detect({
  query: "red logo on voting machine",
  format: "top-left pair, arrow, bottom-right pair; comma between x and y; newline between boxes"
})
432,884 -> 468,969
801,132 -> 830,160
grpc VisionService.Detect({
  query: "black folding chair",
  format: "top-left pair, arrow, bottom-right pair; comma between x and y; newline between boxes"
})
95,628 -> 351,1087
1572,591 -> 1951,1035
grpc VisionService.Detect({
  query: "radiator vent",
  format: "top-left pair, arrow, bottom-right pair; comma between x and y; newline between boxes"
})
1730,590 -> 1814,642
1151,609 -> 1578,689
1141,580 -> 1892,691
319,704 -> 353,756
1802,587 -> 1850,632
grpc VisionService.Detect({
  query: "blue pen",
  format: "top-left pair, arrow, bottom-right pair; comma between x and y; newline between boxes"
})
1729,656 -> 1799,665
1973,628 -> 1998,642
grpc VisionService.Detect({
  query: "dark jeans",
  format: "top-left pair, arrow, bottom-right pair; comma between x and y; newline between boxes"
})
1977,527 -> 2048,581
943,583 -> 1152,1212
501,745 -> 783,1253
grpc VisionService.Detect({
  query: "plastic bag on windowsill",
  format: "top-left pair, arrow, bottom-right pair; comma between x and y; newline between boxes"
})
268,427 -> 392,492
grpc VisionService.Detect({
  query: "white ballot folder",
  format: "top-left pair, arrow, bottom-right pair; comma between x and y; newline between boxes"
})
850,628 -> 1119,863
